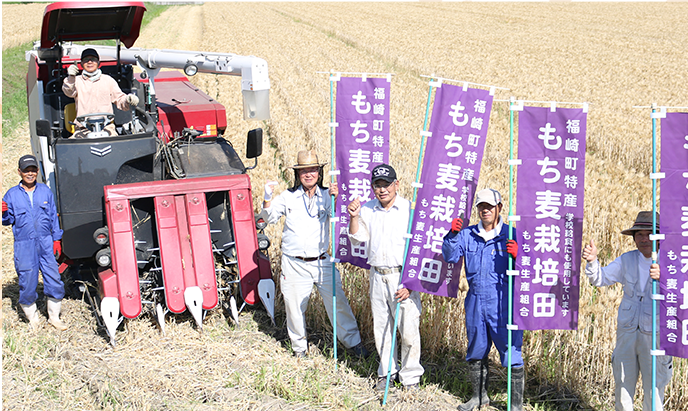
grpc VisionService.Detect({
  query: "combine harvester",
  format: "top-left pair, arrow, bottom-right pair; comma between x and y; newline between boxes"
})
25,1 -> 275,345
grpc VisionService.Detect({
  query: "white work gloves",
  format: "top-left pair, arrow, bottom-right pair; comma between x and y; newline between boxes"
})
67,64 -> 80,77
127,94 -> 139,106
264,181 -> 278,202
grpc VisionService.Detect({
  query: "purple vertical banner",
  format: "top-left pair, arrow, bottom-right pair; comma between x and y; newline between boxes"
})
660,112 -> 688,359
402,84 -> 493,298
334,76 -> 391,269
514,106 -> 586,330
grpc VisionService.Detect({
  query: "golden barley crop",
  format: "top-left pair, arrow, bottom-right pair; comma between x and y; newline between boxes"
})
179,3 -> 687,409
2,3 -> 45,50
3,2 -> 687,410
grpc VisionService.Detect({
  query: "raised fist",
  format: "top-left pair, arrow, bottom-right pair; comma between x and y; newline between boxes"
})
67,64 -> 80,77
582,239 -> 598,262
264,181 -> 278,202
347,197 -> 362,217
451,217 -> 463,233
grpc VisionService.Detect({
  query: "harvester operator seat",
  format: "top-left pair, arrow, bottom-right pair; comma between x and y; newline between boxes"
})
64,102 -> 76,135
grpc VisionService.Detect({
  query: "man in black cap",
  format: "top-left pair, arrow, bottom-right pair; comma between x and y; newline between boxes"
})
348,164 -> 424,391
62,48 -> 139,138
583,211 -> 673,411
2,155 -> 68,331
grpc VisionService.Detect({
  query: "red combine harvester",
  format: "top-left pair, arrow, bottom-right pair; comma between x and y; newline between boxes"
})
25,1 -> 275,345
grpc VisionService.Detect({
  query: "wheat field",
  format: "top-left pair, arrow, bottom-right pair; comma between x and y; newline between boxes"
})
3,2 -> 688,410
185,3 -> 688,408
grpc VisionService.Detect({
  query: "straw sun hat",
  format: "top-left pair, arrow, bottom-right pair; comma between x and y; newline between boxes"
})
291,150 -> 328,169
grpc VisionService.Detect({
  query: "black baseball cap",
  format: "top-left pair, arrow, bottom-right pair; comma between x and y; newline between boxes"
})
81,48 -> 100,61
18,154 -> 38,171
371,164 -> 397,183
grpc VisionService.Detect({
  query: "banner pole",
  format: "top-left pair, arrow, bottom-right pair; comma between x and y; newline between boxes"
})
651,103 -> 658,411
330,74 -> 338,367
507,97 -> 516,410
382,80 -> 435,405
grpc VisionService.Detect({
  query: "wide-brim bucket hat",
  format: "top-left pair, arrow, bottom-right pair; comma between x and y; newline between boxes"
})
621,211 -> 660,236
291,150 -> 327,169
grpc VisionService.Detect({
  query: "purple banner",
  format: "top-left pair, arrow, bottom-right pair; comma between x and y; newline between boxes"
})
401,84 -> 493,297
660,112 -> 688,359
514,106 -> 586,330
334,76 -> 391,268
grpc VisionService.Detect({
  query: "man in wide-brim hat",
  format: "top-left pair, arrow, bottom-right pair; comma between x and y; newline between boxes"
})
583,211 -> 673,411
261,150 -> 368,359
288,149 -> 328,188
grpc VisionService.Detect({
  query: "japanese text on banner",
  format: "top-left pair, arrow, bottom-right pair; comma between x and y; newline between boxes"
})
334,77 -> 391,268
402,84 -> 493,298
514,106 -> 586,330
660,112 -> 688,359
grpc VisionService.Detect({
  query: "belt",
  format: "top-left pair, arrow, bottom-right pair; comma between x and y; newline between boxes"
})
373,266 -> 402,275
293,253 -> 328,262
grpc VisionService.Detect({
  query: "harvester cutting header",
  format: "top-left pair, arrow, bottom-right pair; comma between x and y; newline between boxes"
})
25,1 -> 275,345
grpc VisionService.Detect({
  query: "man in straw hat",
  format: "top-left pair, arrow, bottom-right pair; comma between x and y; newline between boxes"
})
3,155 -> 68,331
582,211 -> 673,411
262,150 -> 367,359
442,188 -> 523,410
348,163 -> 424,392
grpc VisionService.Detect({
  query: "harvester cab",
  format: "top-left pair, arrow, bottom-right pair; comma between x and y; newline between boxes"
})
26,1 -> 275,345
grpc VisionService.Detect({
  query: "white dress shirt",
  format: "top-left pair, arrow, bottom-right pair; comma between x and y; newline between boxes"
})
349,196 -> 410,268
264,185 -> 331,258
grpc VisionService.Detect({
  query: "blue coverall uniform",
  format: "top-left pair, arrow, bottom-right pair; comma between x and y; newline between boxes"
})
2,183 -> 64,306
442,222 -> 523,367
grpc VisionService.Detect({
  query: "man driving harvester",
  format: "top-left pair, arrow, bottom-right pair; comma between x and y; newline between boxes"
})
62,48 -> 139,138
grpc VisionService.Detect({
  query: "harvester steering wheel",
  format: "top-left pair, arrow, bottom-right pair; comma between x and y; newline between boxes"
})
76,112 -> 115,131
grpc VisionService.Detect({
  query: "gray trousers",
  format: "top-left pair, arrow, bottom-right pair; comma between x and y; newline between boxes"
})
280,254 -> 362,353
613,329 -> 673,411
369,267 -> 424,385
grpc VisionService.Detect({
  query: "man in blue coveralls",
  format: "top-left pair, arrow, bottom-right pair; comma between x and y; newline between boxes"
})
442,188 -> 523,411
3,155 -> 68,331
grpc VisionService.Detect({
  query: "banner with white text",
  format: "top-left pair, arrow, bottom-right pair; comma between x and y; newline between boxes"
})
334,76 -> 391,268
660,111 -> 688,359
402,84 -> 493,297
514,106 -> 586,330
